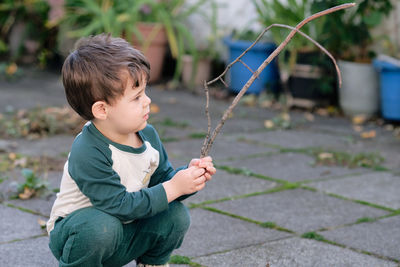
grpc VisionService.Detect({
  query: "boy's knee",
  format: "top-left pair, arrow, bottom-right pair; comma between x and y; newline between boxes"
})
78,209 -> 123,247
168,201 -> 190,234
55,208 -> 123,254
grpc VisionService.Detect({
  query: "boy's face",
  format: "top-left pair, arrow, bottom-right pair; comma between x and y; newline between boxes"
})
106,74 -> 151,134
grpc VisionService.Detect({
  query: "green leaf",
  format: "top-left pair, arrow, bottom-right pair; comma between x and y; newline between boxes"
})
362,11 -> 382,27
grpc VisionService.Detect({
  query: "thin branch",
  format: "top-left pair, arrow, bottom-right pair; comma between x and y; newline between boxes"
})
271,23 -> 342,87
238,59 -> 259,79
200,3 -> 355,158
201,81 -> 211,157
219,77 -> 229,88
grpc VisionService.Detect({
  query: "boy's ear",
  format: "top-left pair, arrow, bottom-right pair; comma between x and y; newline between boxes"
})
92,101 -> 108,120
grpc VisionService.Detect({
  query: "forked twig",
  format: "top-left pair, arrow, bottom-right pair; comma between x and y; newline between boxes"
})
200,3 -> 355,158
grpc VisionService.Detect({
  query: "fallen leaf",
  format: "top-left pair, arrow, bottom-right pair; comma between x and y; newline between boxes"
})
8,152 -> 17,161
352,115 -> 367,125
14,157 -> 27,167
241,95 -> 257,107
318,152 -> 333,160
361,130 -> 376,139
304,113 -> 314,122
353,125 -> 363,132
38,218 -> 47,229
150,104 -> 160,114
259,99 -> 272,108
316,108 -> 329,116
281,113 -> 290,121
6,63 -> 18,75
384,124 -> 394,131
167,97 -> 177,104
19,187 -> 35,200
264,120 -> 274,129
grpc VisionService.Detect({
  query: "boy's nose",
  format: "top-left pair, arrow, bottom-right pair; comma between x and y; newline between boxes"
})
144,94 -> 151,106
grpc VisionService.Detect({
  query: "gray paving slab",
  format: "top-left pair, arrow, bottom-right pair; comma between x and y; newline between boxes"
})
0,236 -> 58,267
220,153 -> 367,182
164,136 -> 276,162
239,129 -> 354,150
208,189 -> 389,233
155,125 -> 204,140
193,237 -> 398,267
6,194 -> 56,217
0,169 -> 62,201
148,93 -> 266,134
14,135 -> 74,157
0,70 -> 66,112
321,215 -> 400,261
174,208 -> 291,257
183,170 -> 278,205
347,138 -> 400,171
0,204 -> 47,243
309,172 -> 400,210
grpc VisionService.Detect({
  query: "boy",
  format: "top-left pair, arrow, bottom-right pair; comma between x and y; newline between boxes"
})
47,33 -> 216,267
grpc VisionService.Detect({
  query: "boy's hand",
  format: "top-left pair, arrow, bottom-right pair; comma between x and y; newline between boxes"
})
189,156 -> 216,181
163,166 -> 206,202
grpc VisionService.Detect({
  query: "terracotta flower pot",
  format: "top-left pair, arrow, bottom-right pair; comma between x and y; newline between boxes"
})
182,55 -> 211,87
132,22 -> 168,83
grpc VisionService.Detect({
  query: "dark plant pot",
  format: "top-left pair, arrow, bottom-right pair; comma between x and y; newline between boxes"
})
288,51 -> 337,104
223,37 -> 280,95
374,59 -> 400,121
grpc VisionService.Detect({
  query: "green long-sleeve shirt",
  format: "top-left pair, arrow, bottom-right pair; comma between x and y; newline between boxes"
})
47,122 -> 187,233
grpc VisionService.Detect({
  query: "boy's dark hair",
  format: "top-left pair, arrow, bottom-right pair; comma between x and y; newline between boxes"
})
62,33 -> 150,120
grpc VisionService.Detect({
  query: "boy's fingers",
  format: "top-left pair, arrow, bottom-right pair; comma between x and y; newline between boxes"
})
194,175 -> 206,185
192,167 -> 206,177
195,180 -> 206,191
199,156 -> 212,165
208,166 -> 216,174
204,173 -> 212,180
201,156 -> 212,162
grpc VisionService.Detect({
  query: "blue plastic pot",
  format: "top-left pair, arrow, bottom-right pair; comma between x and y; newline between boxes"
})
224,37 -> 279,95
373,59 -> 400,121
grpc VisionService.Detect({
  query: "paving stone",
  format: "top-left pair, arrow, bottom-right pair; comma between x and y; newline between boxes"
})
0,139 -> 17,153
183,170 -> 278,205
194,237 -> 398,267
309,172 -> 400,210
155,126 -> 204,140
241,129 -> 353,150
221,153 -> 366,182
164,136 -> 275,162
0,204 -> 47,243
208,189 -> 389,233
174,208 -> 291,257
0,71 -> 66,113
14,135 -> 74,157
346,138 -> 400,171
0,169 -> 62,201
6,194 -> 55,217
305,116 -> 362,135
321,215 -> 400,260
0,236 -> 58,267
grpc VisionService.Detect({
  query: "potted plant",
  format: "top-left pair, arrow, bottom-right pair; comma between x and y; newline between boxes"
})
223,29 -> 280,95
181,0 -> 220,89
373,5 -> 400,122
253,0 -> 336,104
0,0 -> 58,66
312,0 -> 393,117
61,0 -> 208,83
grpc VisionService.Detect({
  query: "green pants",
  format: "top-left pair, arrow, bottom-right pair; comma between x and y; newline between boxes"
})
49,201 -> 190,267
